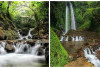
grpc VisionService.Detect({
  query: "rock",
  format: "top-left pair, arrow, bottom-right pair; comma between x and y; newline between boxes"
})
7,40 -> 13,44
68,36 -> 72,41
20,28 -> 29,36
5,43 -> 15,53
45,45 -> 49,64
96,50 -> 100,60
44,43 -> 49,47
0,27 -> 4,40
37,46 -> 44,56
27,40 -> 35,46
65,57 -> 94,67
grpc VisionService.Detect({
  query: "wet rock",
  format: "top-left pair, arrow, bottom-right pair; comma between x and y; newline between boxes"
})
68,36 -> 72,41
27,40 -> 35,46
7,40 -> 13,44
5,44 -> 15,53
20,28 -> 29,36
37,46 -> 44,56
96,50 -> 100,60
44,43 -> 49,47
45,45 -> 49,64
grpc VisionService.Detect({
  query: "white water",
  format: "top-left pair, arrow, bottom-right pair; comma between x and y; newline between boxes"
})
60,36 -> 64,41
0,40 -> 46,67
65,4 -> 69,34
71,36 -> 84,41
70,2 -> 76,30
60,36 -> 84,41
84,48 -> 100,67
65,36 -> 68,41
18,28 -> 34,40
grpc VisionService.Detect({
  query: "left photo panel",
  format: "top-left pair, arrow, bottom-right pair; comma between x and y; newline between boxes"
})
0,1 -> 49,67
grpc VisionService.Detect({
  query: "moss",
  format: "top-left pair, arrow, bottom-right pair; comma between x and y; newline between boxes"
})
3,29 -> 18,40
50,28 -> 69,67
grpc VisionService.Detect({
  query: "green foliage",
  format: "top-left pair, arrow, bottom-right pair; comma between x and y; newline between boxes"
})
74,1 -> 100,33
50,28 -> 69,67
50,2 -> 66,32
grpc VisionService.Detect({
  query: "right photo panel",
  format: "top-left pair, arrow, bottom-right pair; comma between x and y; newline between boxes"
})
50,1 -> 100,67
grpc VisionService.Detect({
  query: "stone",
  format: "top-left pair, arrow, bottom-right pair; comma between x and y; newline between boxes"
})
45,45 -> 49,64
5,43 -> 15,53
37,46 -> 44,56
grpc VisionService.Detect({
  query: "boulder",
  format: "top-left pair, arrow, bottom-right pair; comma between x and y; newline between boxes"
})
5,43 -> 15,53
37,46 -> 44,56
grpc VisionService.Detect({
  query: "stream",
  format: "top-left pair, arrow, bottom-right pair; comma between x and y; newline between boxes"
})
0,28 -> 47,67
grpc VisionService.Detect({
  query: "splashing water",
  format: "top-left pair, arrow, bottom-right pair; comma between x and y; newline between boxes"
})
0,40 -> 46,67
18,28 -> 34,40
84,48 -> 100,67
60,36 -> 84,41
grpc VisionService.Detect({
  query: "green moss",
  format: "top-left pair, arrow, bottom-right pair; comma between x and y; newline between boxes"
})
3,29 -> 18,40
50,28 -> 69,67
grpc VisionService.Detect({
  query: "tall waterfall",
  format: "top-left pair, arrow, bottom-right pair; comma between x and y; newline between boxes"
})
65,4 -> 69,34
70,2 -> 76,30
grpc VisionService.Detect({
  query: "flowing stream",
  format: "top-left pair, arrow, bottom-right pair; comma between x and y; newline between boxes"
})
0,28 -> 47,67
84,48 -> 100,67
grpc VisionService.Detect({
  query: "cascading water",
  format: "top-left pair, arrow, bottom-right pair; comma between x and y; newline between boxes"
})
18,28 -> 34,40
84,48 -> 100,67
70,2 -> 76,30
60,36 -> 84,41
65,4 -> 69,34
60,2 -> 77,41
0,40 -> 46,67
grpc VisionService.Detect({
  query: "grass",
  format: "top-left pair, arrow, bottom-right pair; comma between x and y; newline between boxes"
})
50,28 -> 69,67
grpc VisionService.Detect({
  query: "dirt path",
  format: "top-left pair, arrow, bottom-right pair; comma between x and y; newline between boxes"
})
64,57 -> 94,67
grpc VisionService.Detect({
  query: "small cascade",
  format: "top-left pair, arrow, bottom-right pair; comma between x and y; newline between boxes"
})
60,36 -> 64,41
18,28 -> 34,40
0,40 -> 46,67
84,48 -> 100,67
60,36 -> 84,41
65,36 -> 68,41
71,36 -> 84,41
0,42 -> 7,54
70,2 -> 76,30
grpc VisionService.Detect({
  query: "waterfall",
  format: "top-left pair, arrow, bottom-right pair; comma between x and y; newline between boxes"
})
18,28 -> 34,40
0,40 -> 46,67
84,48 -> 100,67
60,2 -> 77,41
70,2 -> 76,30
65,4 -> 69,34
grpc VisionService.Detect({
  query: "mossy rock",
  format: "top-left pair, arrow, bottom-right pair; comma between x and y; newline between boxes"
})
0,27 -> 5,40
20,28 -> 30,36
3,29 -> 18,40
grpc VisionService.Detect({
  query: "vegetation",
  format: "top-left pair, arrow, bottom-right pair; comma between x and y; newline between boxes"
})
50,2 -> 67,34
73,1 -> 100,33
50,28 -> 69,67
0,1 -> 49,40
